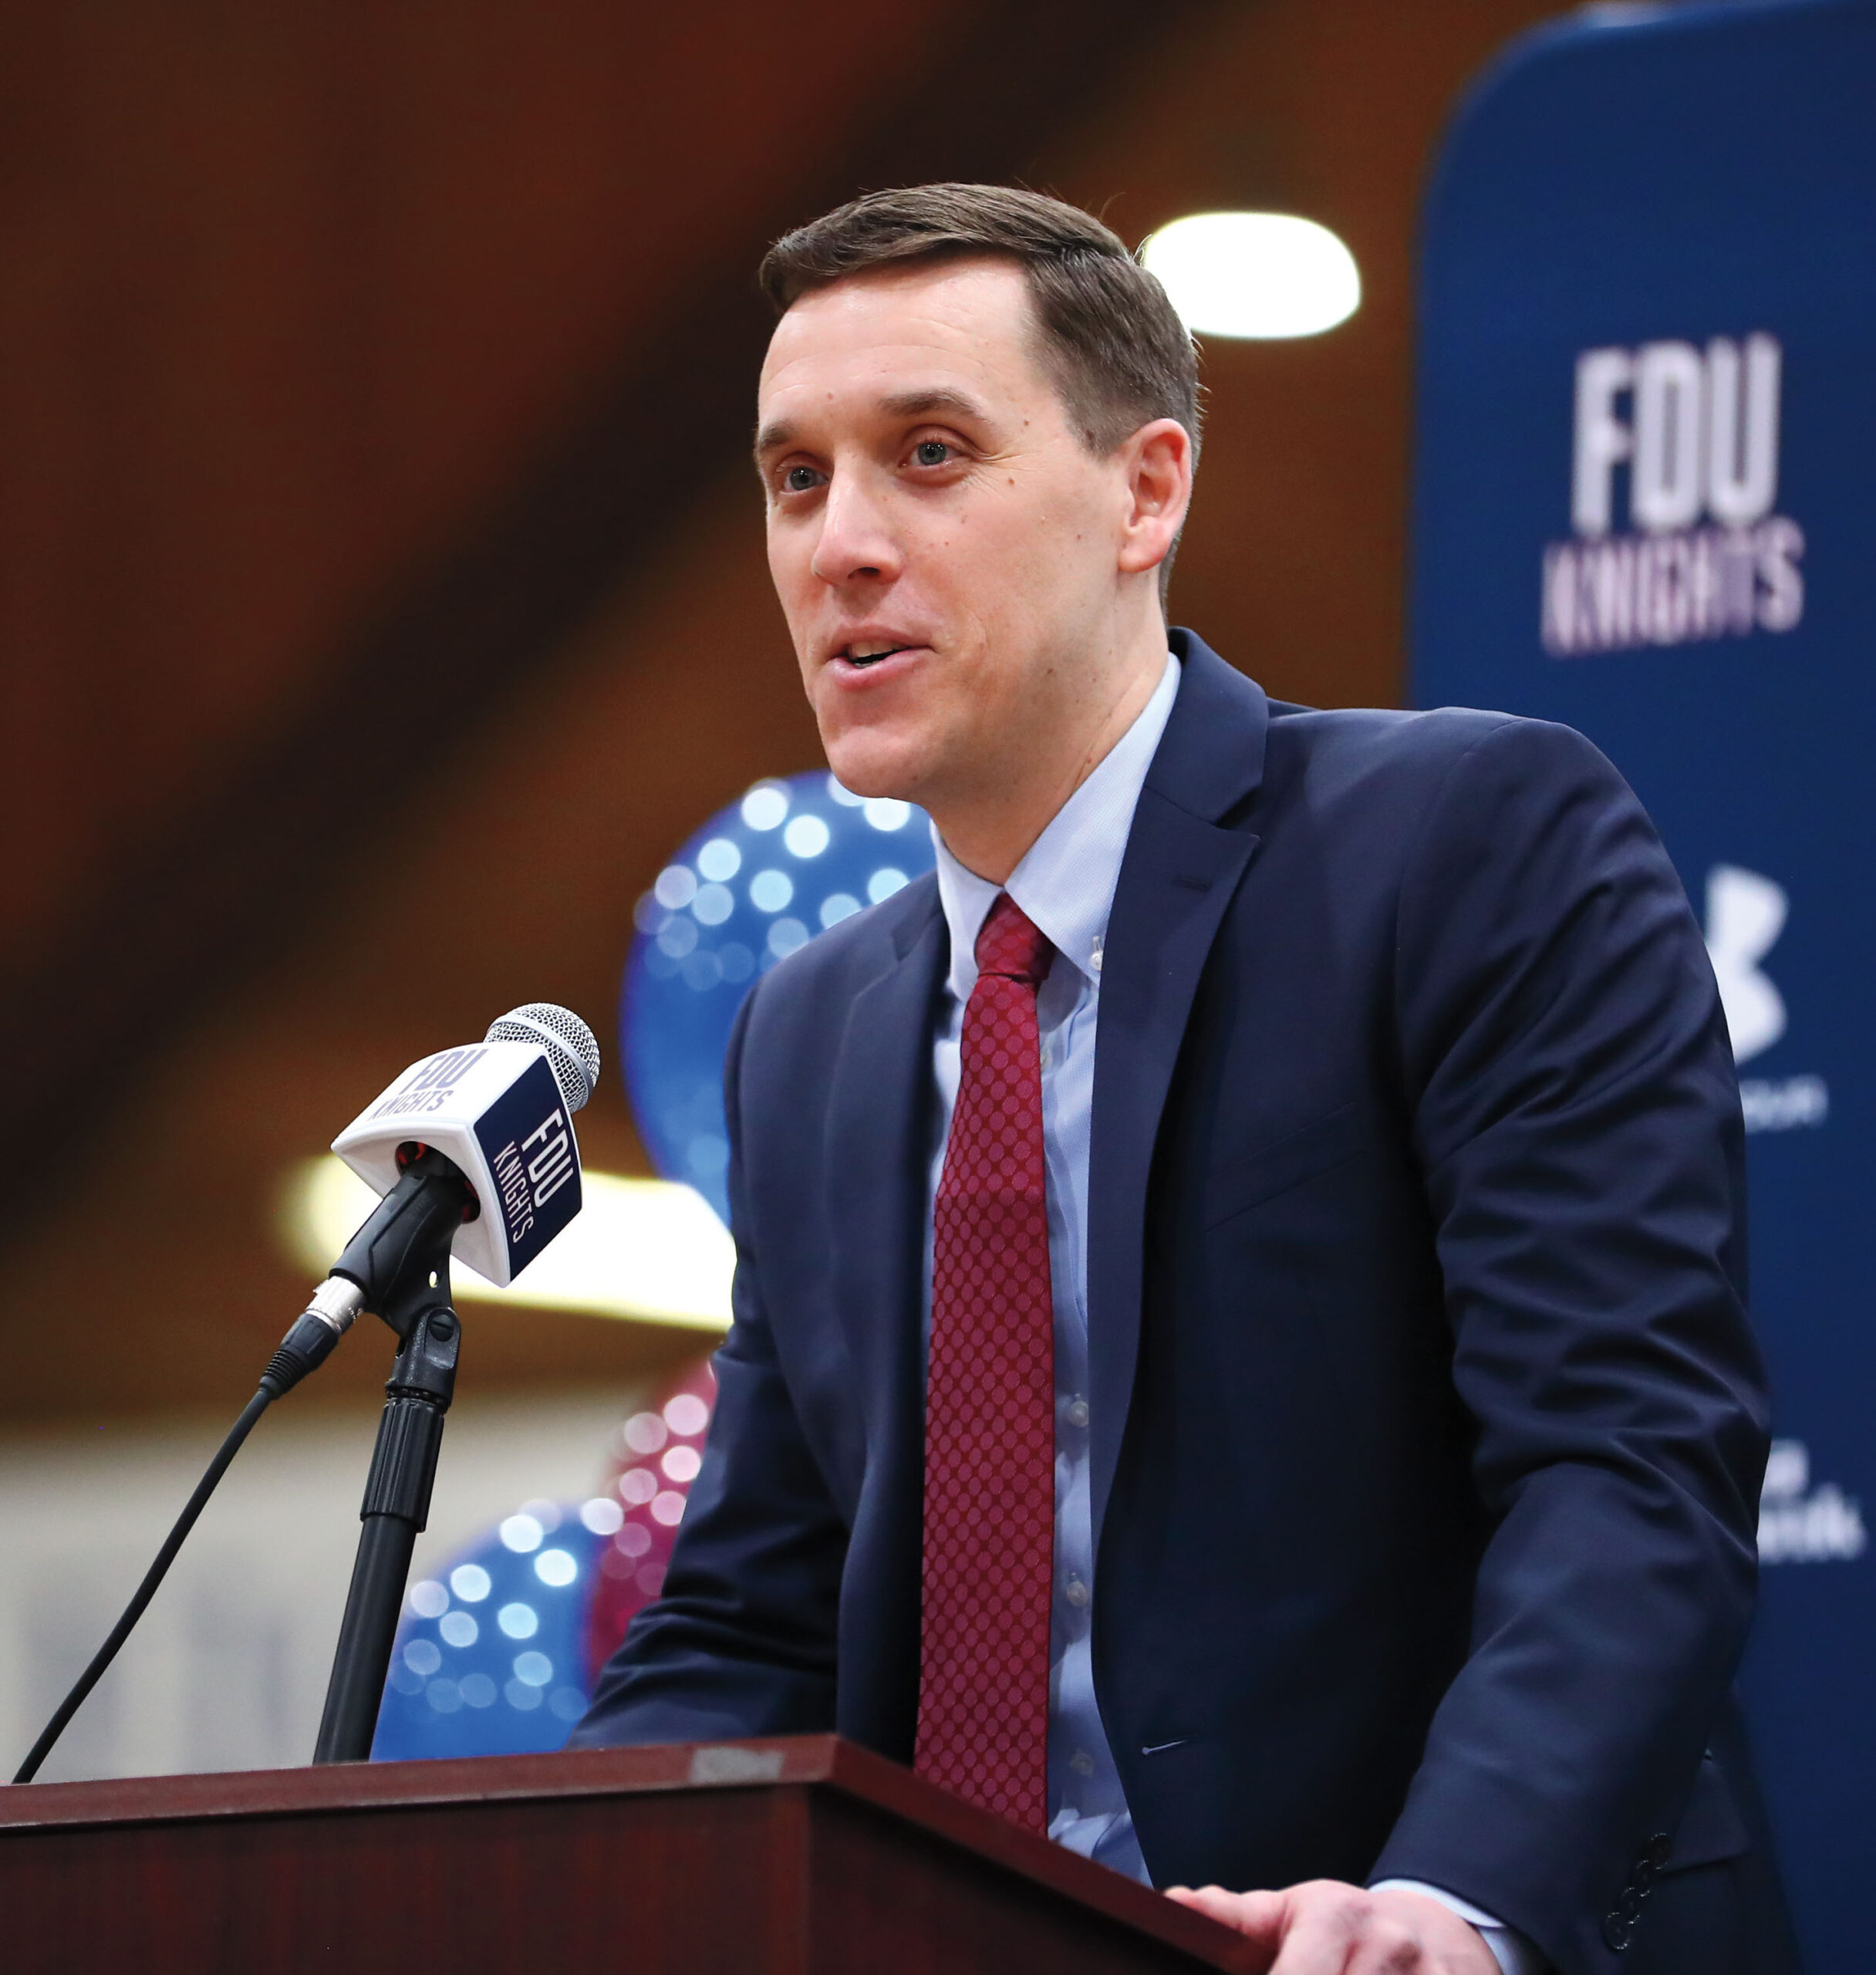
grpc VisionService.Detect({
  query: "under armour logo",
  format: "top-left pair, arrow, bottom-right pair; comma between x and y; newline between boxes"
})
1704,864 -> 1788,1065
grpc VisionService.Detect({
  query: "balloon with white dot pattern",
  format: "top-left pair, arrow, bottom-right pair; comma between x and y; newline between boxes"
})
373,1499 -> 602,1761
621,771 -> 936,1220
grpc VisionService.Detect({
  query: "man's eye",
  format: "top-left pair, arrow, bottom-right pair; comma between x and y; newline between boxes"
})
784,465 -> 822,493
913,440 -> 950,468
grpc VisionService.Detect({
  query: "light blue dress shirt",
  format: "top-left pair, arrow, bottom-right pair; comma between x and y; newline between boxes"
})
923,650 -> 1543,1974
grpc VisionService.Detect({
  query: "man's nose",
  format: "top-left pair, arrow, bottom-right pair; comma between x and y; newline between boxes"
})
810,471 -> 901,586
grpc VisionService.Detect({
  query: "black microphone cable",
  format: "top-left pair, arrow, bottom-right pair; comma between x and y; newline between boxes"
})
9,1278 -> 364,1785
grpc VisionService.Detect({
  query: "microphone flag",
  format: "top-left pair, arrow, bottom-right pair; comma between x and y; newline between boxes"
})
332,1042 -> 582,1287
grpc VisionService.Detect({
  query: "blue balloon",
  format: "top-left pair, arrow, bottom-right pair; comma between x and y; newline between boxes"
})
371,1506 -> 603,1761
620,771 -> 936,1220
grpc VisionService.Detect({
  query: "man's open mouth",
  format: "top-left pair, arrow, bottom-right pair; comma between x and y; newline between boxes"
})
843,641 -> 912,668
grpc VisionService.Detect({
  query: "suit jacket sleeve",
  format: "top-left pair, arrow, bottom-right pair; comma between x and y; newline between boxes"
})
568,983 -> 849,1748
1366,717 -> 1770,1963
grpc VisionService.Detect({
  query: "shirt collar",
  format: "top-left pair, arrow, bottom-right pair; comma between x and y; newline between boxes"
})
933,649 -> 1182,1001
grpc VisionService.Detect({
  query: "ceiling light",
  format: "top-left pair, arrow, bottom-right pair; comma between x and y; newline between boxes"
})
1142,211 -> 1361,340
282,1157 -> 733,1331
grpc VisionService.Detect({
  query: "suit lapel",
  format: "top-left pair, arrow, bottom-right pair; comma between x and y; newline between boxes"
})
824,882 -> 947,1462
1086,633 -> 1270,1556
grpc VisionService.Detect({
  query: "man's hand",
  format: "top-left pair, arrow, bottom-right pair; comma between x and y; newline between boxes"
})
1164,1880 -> 1500,1973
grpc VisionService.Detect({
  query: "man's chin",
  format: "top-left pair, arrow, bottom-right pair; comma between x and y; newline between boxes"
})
818,732 -> 936,807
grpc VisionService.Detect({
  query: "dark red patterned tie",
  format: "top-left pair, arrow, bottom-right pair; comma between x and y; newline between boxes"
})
916,891 -> 1056,1832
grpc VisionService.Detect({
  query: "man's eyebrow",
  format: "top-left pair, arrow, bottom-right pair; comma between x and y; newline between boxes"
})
876,385 -> 994,424
752,386 -> 997,464
753,417 -> 797,461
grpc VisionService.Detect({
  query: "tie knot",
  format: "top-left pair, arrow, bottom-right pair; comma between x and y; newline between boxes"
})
974,893 -> 1053,985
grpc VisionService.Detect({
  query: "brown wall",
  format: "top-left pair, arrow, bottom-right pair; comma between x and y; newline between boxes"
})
0,0 -> 1568,1427
0,0 -> 959,968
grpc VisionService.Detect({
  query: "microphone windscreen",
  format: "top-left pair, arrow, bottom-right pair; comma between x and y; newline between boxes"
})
485,1003 -> 600,1113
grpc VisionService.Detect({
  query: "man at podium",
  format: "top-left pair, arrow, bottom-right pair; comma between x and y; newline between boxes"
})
573,186 -> 1793,1975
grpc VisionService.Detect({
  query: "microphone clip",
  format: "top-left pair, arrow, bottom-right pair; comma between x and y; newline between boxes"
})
330,1143 -> 478,1345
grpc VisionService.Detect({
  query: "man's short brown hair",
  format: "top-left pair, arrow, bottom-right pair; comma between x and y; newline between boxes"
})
760,184 -> 1201,595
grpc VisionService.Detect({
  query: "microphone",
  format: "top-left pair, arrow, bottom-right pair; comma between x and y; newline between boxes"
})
271,1002 -> 602,1395
12,1001 -> 601,1784
336,1000 -> 599,1288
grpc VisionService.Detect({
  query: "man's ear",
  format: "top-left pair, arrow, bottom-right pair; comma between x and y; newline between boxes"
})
1116,418 -> 1194,579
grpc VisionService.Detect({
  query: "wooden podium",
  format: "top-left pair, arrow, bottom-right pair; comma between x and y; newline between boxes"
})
0,1734 -> 1257,1972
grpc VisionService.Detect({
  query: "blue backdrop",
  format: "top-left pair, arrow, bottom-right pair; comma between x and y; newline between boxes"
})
1412,3 -> 1874,1966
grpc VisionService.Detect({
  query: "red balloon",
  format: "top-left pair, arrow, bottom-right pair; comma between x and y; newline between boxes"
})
583,1354 -> 717,1686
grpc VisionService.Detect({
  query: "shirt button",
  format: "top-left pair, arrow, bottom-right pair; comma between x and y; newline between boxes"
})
1069,1750 -> 1096,1777
1064,1575 -> 1090,1608
1066,1397 -> 1089,1430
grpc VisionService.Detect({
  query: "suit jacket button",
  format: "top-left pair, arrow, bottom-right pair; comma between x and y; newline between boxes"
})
1602,1912 -> 1633,1953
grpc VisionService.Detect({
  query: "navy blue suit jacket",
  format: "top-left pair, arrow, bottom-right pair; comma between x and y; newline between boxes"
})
575,633 -> 1792,1975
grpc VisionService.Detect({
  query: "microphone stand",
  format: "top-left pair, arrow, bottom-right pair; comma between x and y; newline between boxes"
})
312,1146 -> 477,1764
